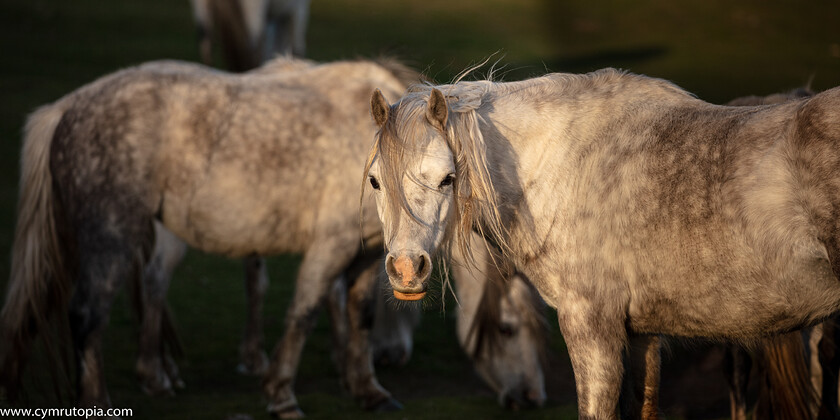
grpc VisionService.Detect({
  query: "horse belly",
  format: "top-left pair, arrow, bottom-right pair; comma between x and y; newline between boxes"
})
627,250 -> 840,339
160,185 -> 309,258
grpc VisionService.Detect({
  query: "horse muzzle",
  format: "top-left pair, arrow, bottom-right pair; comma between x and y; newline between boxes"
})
385,252 -> 431,301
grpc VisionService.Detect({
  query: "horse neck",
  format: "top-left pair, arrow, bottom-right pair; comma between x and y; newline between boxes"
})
471,72 -> 684,256
472,78 -> 579,222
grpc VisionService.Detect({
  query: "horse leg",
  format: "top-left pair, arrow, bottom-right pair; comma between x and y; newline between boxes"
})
237,255 -> 269,375
262,238 -> 358,418
289,0 -> 309,56
70,222 -> 147,409
343,257 -> 401,411
326,275 -> 348,379
818,318 -> 840,420
136,222 -> 186,396
723,344 -> 751,420
621,334 -> 661,420
557,295 -> 627,420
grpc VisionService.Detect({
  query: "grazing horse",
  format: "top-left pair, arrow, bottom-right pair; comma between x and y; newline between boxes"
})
452,233 -> 547,409
365,69 -> 840,419
190,0 -> 310,71
0,57 -> 408,417
139,225 -> 548,408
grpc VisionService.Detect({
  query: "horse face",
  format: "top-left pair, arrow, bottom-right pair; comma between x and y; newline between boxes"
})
466,275 -> 546,409
368,138 -> 455,300
368,88 -> 456,300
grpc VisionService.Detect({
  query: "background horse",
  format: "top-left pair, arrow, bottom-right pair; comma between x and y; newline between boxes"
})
190,0 -> 310,71
0,57 -> 406,417
365,69 -> 840,419
140,224 -> 549,409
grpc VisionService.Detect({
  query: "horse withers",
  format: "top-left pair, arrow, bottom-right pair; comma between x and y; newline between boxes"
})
365,69 -> 840,419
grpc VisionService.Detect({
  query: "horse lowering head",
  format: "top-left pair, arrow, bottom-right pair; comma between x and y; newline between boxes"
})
463,273 -> 547,409
366,88 -> 456,300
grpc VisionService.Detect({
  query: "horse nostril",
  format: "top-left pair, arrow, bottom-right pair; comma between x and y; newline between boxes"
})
502,386 -> 542,410
416,255 -> 426,275
525,388 -> 544,407
503,394 -> 521,411
385,254 -> 401,281
414,252 -> 431,279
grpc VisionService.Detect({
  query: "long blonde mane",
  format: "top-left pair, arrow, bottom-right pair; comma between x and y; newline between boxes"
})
364,79 -> 509,267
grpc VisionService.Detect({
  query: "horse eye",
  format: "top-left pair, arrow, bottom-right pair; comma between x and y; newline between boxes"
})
369,176 -> 380,190
499,323 -> 516,337
438,174 -> 455,189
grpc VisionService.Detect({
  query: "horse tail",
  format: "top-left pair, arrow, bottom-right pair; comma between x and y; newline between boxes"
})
208,0 -> 260,71
1,103 -> 71,400
754,332 -> 820,420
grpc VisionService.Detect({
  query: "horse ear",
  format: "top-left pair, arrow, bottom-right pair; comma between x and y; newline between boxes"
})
370,89 -> 390,128
426,88 -> 447,130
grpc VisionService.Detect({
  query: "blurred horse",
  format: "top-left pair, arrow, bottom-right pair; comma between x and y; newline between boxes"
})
365,68 -> 840,419
0,57 -> 406,417
190,0 -> 310,71
140,226 -> 548,409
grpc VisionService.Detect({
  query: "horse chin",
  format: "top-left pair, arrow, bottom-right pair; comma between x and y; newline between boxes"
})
393,290 -> 427,301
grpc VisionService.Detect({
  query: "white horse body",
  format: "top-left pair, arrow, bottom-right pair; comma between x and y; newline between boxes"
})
367,69 -> 840,418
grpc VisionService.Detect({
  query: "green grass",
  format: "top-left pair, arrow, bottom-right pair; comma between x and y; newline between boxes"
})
0,0 -> 838,418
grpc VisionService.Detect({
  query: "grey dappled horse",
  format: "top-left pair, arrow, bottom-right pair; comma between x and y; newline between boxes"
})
365,69 -> 840,419
0,57 -> 407,418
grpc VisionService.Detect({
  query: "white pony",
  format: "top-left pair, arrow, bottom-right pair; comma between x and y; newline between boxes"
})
365,69 -> 840,419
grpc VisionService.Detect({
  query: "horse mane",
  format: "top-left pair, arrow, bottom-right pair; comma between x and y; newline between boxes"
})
726,86 -> 814,106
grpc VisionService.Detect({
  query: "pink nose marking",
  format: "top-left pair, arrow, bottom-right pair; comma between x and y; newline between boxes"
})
393,255 -> 415,288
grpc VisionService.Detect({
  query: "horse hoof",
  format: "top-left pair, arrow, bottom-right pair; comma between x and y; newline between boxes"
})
268,405 -> 304,419
236,354 -> 269,376
373,346 -> 409,367
371,397 -> 403,412
140,377 -> 175,397
141,384 -> 175,397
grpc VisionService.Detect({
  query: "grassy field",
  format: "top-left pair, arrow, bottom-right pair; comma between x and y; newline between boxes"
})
0,0 -> 839,418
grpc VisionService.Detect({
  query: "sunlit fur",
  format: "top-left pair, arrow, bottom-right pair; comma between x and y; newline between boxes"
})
368,68 -> 840,419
